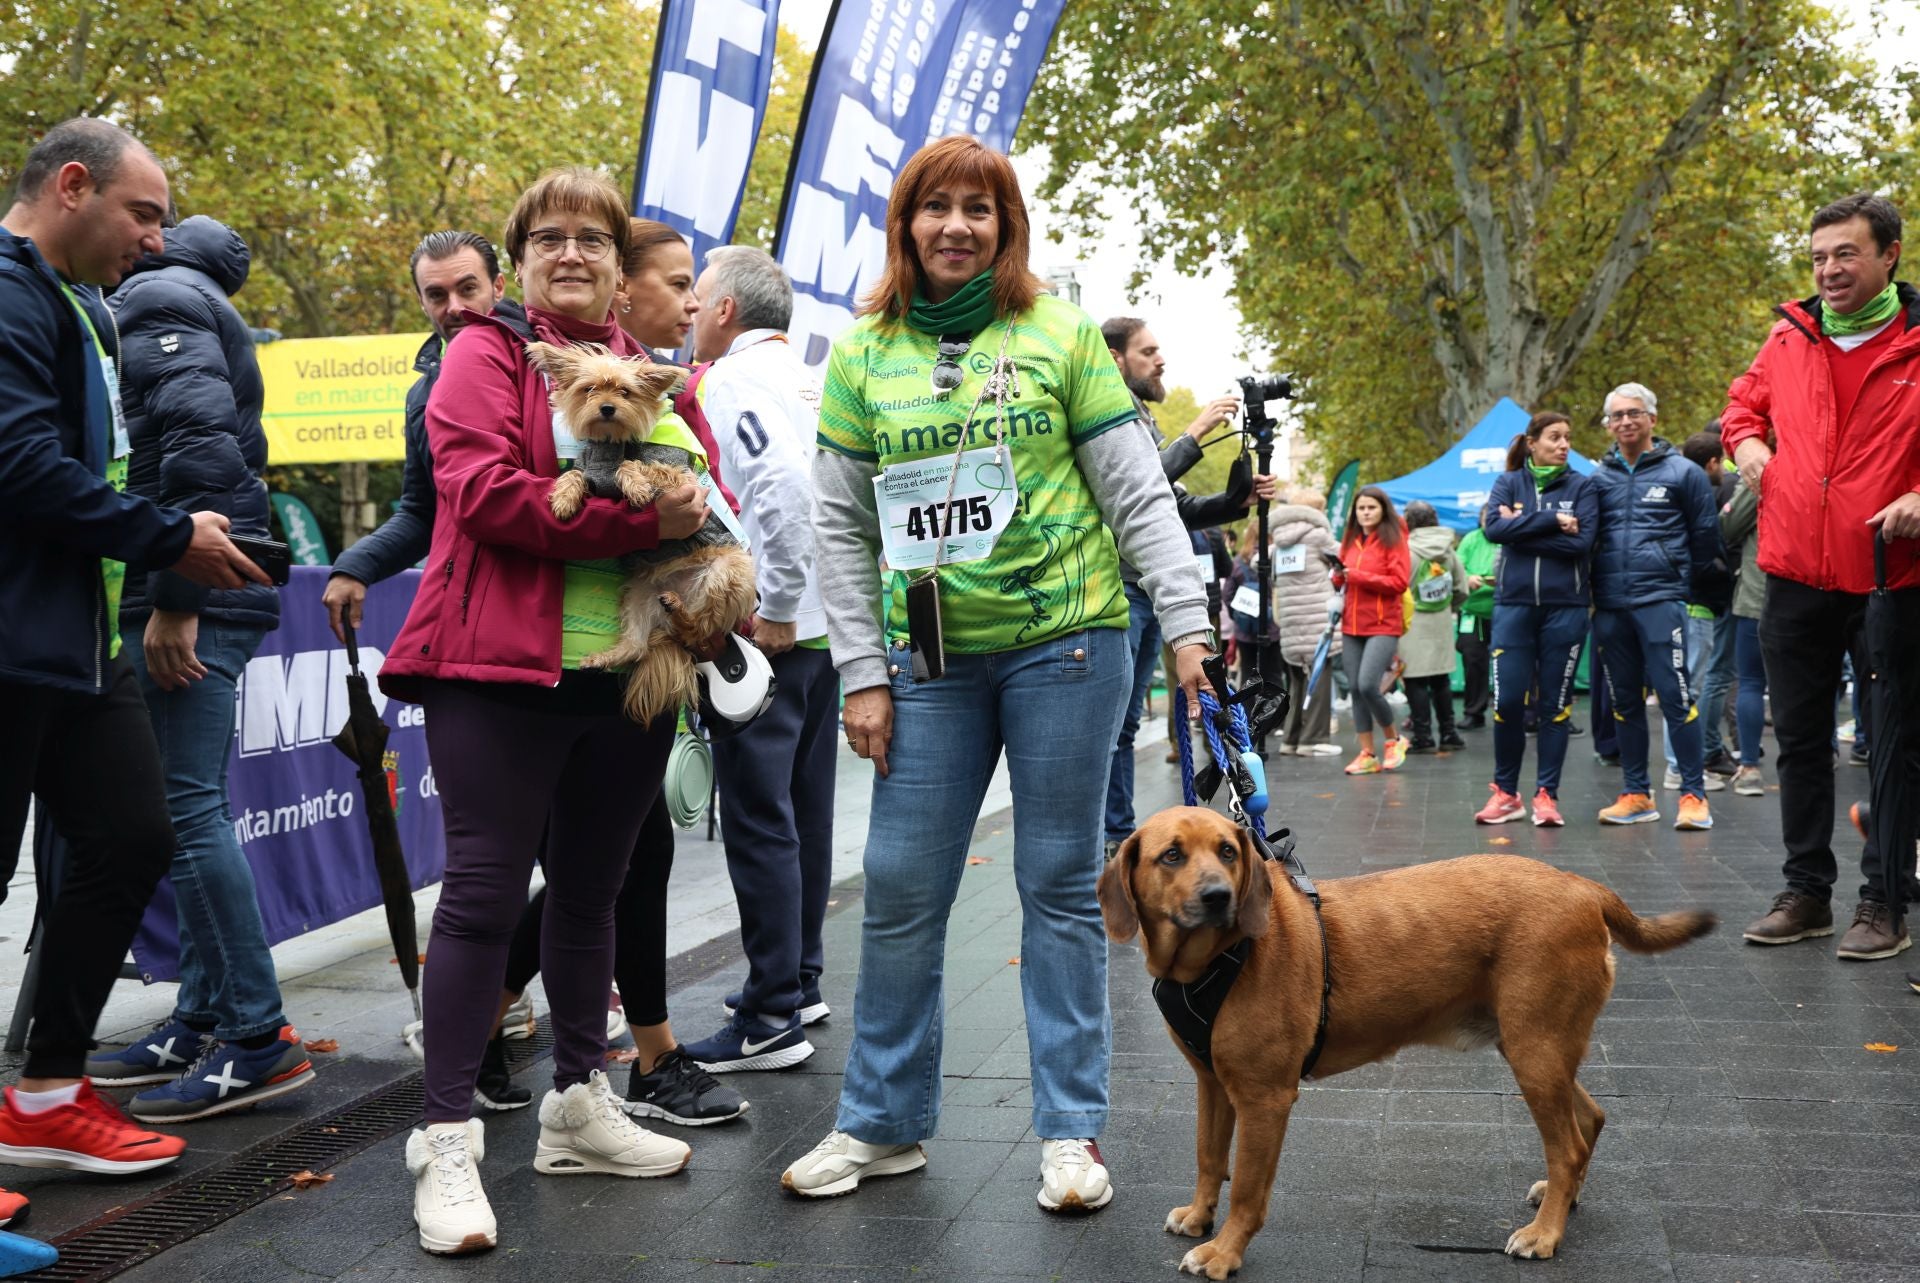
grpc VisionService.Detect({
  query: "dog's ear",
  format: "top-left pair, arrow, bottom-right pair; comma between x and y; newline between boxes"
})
1234,825 -> 1273,938
1096,832 -> 1142,942
632,364 -> 687,403
525,341 -> 579,385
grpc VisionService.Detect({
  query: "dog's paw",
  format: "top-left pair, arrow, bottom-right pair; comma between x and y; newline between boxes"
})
1178,1240 -> 1242,1279
1526,1179 -> 1547,1208
1503,1221 -> 1561,1260
1165,1206 -> 1213,1238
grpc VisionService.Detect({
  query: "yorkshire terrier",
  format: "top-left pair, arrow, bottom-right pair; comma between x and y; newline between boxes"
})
528,341 -> 758,725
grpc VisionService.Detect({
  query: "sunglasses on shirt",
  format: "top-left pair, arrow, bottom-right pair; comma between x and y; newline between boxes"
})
931,334 -> 969,396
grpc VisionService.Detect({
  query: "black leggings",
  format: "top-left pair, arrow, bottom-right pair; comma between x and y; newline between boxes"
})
503,798 -> 676,1028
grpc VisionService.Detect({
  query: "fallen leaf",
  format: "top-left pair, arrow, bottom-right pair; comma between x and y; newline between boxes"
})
1865,1042 -> 1899,1054
1488,837 -> 1513,846
1314,793 -> 1336,799
387,954 -> 428,965
967,856 -> 993,866
288,1170 -> 333,1190
1008,957 -> 1021,965
303,1038 -> 340,1053
321,1127 -> 341,1135
605,1047 -> 641,1064
1386,801 -> 1403,808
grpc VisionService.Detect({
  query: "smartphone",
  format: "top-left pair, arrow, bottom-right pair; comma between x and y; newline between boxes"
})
228,534 -> 292,586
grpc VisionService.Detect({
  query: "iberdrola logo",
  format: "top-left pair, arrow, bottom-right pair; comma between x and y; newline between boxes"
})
383,749 -> 401,814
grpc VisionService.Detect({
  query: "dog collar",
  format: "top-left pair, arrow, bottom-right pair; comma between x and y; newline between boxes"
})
1151,938 -> 1254,1073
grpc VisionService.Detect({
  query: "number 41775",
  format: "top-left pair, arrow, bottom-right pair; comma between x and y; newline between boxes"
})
902,496 -> 992,541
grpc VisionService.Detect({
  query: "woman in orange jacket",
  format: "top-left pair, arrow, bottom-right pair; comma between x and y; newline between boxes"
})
1338,486 -> 1412,773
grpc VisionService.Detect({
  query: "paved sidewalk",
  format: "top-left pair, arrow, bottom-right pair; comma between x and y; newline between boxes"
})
12,721 -> 1920,1282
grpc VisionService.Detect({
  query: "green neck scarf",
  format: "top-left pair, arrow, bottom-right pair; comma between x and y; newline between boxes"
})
908,270 -> 997,335
1527,461 -> 1567,488
1822,282 -> 1901,336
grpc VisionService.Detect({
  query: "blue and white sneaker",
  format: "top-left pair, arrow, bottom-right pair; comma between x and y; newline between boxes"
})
723,984 -> 830,1027
685,1011 -> 813,1074
85,1017 -> 211,1088
129,1025 -> 316,1122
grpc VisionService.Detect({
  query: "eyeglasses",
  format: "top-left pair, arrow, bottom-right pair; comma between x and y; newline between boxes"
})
527,229 -> 616,260
931,335 -> 969,396
1602,408 -> 1651,424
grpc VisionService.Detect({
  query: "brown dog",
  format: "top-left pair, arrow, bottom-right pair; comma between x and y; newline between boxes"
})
1097,806 -> 1715,1277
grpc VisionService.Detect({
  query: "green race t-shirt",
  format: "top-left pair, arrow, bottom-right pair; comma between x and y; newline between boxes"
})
816,296 -> 1138,653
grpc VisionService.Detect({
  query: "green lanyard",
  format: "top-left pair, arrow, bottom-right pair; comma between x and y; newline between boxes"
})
56,278 -> 131,657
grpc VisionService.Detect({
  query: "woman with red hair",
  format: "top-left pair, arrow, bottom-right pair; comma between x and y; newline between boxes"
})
784,135 -> 1212,1212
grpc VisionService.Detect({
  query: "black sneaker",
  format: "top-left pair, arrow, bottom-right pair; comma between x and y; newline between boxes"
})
1704,751 -> 1739,778
1458,716 -> 1486,731
1567,722 -> 1586,737
623,1046 -> 747,1126
1595,752 -> 1620,766
475,1036 -> 531,1112
1850,744 -> 1871,768
1405,737 -> 1437,755
1438,732 -> 1466,750
1908,971 -> 1920,996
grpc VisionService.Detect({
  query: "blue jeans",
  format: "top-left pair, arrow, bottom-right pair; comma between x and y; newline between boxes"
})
839,626 -> 1129,1145
123,619 -> 284,1041
1665,612 -> 1721,773
1734,615 -> 1767,766
1594,603 -> 1704,797
1103,582 -> 1161,844
1696,612 -> 1737,762
1490,605 -> 1588,797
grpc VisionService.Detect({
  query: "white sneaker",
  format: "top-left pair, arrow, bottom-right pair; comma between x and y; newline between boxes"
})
1733,765 -> 1766,796
1038,1138 -> 1113,1212
1301,743 -> 1343,757
1661,768 -> 1682,791
1700,772 -> 1726,792
607,990 -> 629,1045
407,1119 -> 496,1254
402,1019 -> 426,1061
780,1129 -> 926,1198
498,993 -> 535,1041
534,1069 -> 689,1178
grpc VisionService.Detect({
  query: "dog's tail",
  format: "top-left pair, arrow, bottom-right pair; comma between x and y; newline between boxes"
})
1598,889 -> 1717,954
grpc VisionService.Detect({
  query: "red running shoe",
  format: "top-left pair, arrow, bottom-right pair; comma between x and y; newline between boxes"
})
0,1187 -> 26,1227
1473,785 -> 1525,824
1530,790 -> 1564,828
0,1080 -> 185,1174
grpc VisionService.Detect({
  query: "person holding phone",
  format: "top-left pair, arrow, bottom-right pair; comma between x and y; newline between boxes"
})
87,214 -> 318,1120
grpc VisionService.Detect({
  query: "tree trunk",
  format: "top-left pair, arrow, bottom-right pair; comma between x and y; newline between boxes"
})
339,462 -> 376,549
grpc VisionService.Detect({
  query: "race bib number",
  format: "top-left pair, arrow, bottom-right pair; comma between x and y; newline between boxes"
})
1230,583 -> 1263,618
1272,543 -> 1306,574
1416,570 -> 1453,604
700,470 -> 749,550
102,356 -> 130,459
873,447 -> 1018,571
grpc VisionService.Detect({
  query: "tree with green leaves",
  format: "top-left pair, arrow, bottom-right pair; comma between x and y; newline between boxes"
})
1024,0 -> 1892,477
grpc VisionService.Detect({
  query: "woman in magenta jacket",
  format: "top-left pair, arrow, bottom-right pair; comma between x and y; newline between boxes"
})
380,169 -> 713,1255
1338,486 -> 1412,773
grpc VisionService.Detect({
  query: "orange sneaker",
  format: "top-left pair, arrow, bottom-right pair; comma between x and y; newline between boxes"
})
1530,790 -> 1564,827
1473,785 -> 1526,824
0,1080 -> 185,1175
1674,793 -> 1714,831
1597,793 -> 1660,825
1381,738 -> 1408,771
0,1186 -> 26,1226
1344,752 -> 1381,775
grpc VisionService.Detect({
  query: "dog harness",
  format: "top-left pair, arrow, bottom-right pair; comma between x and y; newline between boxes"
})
1162,668 -> 1334,1082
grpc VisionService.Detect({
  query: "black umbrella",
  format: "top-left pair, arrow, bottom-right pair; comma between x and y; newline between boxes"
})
331,621 -> 422,1020
1865,537 -> 1920,928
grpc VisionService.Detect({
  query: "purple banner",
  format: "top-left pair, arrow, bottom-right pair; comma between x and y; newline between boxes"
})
131,566 -> 444,982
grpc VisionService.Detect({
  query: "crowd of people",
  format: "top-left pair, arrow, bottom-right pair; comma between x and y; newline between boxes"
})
0,113 -> 1914,1269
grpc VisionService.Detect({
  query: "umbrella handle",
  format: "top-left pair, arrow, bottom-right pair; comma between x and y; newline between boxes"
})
342,618 -> 362,673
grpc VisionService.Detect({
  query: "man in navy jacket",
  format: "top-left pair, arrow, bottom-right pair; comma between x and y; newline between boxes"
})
0,118 -> 266,1193
1588,382 -> 1721,830
84,215 -> 318,1122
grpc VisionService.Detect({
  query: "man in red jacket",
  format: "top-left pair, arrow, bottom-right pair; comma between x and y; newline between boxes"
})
1722,192 -> 1920,962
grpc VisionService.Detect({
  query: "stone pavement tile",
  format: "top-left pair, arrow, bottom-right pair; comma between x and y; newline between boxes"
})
918,1212 -> 1087,1276
1786,1163 -> 1920,1213
1810,1211 -> 1920,1263
1363,1241 -> 1676,1282
1761,1127 -> 1920,1174
1646,1160 -> 1793,1209
1374,1192 -> 1669,1257
1364,1154 -> 1513,1201
1669,1256 -> 1841,1283
1379,1121 -> 1509,1164
1384,1090 -> 1505,1125
1659,1203 -> 1824,1258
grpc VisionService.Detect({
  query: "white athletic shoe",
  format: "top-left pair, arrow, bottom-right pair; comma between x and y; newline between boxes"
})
1038,1137 -> 1113,1213
407,1119 -> 496,1255
1661,768 -> 1682,792
780,1130 -> 926,1198
498,993 -> 535,1041
534,1070 -> 690,1178
607,991 -> 630,1045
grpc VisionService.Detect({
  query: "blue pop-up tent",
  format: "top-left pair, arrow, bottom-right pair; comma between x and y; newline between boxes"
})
1376,397 -> 1596,531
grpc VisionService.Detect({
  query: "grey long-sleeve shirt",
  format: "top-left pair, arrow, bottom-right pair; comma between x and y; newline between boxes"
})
813,420 -> 1212,694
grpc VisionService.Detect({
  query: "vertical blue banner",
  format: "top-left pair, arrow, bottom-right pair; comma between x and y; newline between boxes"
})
773,0 -> 1070,368
633,0 -> 783,269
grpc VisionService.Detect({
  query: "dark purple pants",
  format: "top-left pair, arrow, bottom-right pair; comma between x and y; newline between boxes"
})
419,678 -> 672,1121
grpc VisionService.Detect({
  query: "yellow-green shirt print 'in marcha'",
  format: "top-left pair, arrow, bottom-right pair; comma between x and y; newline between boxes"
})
816,295 -> 1139,654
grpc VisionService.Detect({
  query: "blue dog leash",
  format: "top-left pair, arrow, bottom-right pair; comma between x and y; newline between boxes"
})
1169,675 -> 1333,1081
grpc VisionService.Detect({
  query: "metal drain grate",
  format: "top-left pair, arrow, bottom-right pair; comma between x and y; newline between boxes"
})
27,1027 -> 555,1281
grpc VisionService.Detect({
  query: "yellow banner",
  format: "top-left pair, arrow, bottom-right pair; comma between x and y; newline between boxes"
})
258,333 -> 431,465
